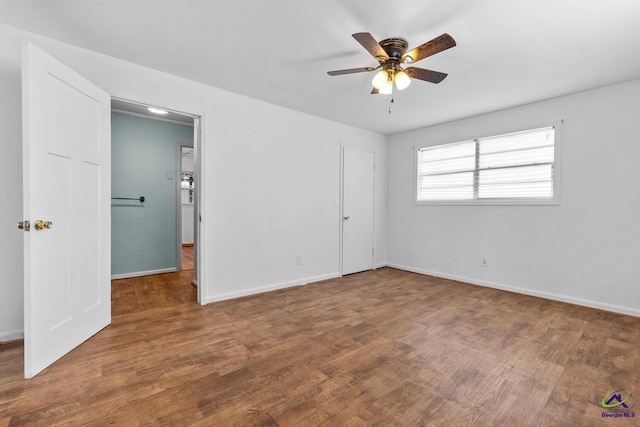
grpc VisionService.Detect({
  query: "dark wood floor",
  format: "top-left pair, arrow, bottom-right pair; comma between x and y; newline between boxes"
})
1,268 -> 639,426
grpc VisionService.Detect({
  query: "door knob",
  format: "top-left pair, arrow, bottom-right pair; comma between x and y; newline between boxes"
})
17,220 -> 31,231
344,215 -> 351,220
34,220 -> 53,230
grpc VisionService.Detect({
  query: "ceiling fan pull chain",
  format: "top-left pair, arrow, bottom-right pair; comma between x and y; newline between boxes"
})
389,97 -> 394,114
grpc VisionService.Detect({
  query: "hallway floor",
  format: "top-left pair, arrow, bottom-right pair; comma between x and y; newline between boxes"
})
182,244 -> 194,270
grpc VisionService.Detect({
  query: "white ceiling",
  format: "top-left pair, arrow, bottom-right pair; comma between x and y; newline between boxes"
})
2,0 -> 640,135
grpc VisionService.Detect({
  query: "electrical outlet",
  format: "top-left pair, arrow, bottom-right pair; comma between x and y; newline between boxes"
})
296,255 -> 302,265
481,257 -> 489,267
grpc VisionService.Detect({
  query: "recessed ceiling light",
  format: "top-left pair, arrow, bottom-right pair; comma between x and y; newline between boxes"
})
148,107 -> 168,115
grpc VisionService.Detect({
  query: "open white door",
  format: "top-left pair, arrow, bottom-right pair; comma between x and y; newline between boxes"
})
342,147 -> 375,275
21,42 -> 111,378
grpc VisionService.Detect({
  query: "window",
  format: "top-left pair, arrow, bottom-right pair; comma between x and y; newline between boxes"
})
416,125 -> 558,204
181,172 -> 194,205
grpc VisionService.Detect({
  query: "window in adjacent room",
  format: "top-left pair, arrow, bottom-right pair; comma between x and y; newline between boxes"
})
415,125 -> 559,205
181,172 -> 194,205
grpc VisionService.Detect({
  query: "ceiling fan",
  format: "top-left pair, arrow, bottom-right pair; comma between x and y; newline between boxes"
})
327,32 -> 456,94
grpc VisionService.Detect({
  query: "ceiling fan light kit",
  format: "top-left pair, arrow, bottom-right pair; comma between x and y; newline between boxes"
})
328,32 -> 456,95
372,67 -> 411,92
394,69 -> 411,90
372,69 -> 390,89
378,79 -> 393,95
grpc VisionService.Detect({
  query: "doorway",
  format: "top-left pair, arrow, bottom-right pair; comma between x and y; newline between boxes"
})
110,98 -> 201,294
179,145 -> 196,279
21,43 -> 204,378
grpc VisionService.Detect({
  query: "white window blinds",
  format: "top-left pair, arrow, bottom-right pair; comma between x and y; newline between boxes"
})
417,126 -> 556,203
417,140 -> 475,200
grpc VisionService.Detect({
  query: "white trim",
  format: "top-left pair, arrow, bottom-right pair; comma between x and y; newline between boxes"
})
339,143 -> 344,276
111,108 -> 194,127
193,116 -> 203,305
111,97 -> 199,118
387,263 -> 640,318
203,272 -> 341,305
0,330 -> 24,343
111,268 -> 176,280
110,97 -> 198,127
414,198 -> 561,206
176,145 -> 185,272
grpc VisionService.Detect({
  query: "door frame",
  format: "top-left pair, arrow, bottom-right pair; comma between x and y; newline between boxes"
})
111,97 -> 203,304
176,144 -> 190,272
339,144 -> 376,276
192,117 -> 202,298
176,144 -> 197,276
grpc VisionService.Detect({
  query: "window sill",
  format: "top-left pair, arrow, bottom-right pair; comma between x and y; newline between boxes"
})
414,198 -> 559,206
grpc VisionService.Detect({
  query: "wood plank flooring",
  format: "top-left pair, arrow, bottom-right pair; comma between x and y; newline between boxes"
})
1,268 -> 639,426
182,244 -> 194,271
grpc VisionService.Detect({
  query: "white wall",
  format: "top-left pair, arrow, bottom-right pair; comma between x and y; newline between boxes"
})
0,24 -> 388,340
388,79 -> 640,316
181,205 -> 194,245
202,92 -> 388,302
0,31 -> 24,341
181,151 -> 194,172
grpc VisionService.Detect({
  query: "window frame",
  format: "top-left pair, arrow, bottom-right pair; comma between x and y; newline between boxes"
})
414,121 -> 562,206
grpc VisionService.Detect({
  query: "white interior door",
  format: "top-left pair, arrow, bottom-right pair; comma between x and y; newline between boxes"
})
22,42 -> 111,378
342,147 -> 375,275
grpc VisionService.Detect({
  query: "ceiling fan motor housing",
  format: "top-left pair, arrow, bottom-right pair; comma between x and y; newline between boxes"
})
379,38 -> 409,61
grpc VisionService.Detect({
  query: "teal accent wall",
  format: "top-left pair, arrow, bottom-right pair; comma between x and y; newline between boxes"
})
111,112 -> 194,276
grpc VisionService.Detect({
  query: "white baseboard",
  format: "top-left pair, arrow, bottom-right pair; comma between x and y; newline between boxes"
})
203,272 -> 341,305
111,267 -> 177,280
387,263 -> 640,318
0,330 -> 24,343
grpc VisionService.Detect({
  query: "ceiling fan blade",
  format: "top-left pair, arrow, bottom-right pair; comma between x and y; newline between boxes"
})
352,32 -> 389,61
402,33 -> 456,63
405,67 -> 448,84
371,87 -> 380,95
327,66 -> 376,76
